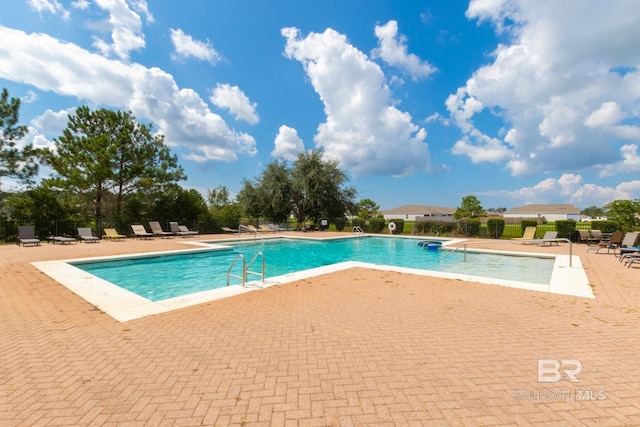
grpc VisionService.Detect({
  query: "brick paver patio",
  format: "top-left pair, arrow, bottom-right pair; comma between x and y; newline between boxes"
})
2,233 -> 640,425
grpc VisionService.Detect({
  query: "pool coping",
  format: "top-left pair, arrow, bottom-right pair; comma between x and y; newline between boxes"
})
31,235 -> 593,322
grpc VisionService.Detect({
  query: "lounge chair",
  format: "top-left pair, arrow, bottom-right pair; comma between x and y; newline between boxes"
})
589,230 -> 603,243
48,235 -> 76,245
577,230 -> 591,244
169,221 -> 191,237
258,224 -> 276,233
536,231 -> 558,246
178,225 -> 198,236
513,226 -> 537,242
103,228 -> 127,240
624,255 -> 640,268
221,226 -> 238,234
587,231 -> 623,254
17,225 -> 41,246
77,227 -> 100,243
131,224 -> 154,239
148,221 -> 173,238
615,232 -> 640,258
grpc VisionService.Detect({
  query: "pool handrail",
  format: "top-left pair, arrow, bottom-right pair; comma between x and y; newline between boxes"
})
246,251 -> 265,284
439,238 -> 573,267
227,253 -> 246,286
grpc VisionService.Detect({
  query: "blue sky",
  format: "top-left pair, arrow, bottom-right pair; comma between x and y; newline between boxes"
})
1,1 -> 640,211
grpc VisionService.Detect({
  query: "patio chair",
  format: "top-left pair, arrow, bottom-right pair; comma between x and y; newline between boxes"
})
131,224 -> 154,239
169,221 -> 191,237
624,255 -> 640,268
615,232 -> 640,258
513,226 -> 537,242
77,227 -> 100,243
587,231 -> 623,254
577,230 -> 591,244
537,231 -> 558,246
178,225 -> 199,236
148,221 -> 173,238
48,235 -> 76,245
103,228 -> 127,240
221,226 -> 238,234
17,225 -> 41,246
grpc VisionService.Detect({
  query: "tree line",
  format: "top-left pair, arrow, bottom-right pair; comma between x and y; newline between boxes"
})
0,88 -> 360,236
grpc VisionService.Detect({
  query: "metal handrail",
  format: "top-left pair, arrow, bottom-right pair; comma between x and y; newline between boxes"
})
227,253 -> 246,286
353,225 -> 363,235
238,224 -> 262,240
438,238 -> 573,267
246,251 -> 265,283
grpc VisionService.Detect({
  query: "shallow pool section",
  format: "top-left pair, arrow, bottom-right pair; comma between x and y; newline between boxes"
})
32,235 -> 593,322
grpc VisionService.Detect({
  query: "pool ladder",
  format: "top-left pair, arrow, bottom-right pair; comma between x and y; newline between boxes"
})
353,225 -> 364,235
226,252 -> 265,286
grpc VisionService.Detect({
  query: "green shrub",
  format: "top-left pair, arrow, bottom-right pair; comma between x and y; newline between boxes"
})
556,219 -> 576,240
369,217 -> 386,233
487,218 -> 505,239
458,219 -> 481,237
590,220 -> 619,233
333,217 -> 347,232
388,218 -> 404,234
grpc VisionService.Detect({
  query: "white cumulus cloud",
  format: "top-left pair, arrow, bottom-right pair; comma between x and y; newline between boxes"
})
209,83 -> 258,124
91,0 -> 151,61
272,125 -> 304,161
371,20 -> 436,81
0,25 -> 256,163
447,0 -> 640,177
170,28 -> 221,65
282,26 -> 435,177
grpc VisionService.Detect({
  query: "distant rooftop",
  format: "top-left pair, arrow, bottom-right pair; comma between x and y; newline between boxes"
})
381,205 -> 456,215
505,204 -> 580,214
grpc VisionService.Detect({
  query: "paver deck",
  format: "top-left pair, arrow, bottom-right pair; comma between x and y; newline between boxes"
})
2,233 -> 640,426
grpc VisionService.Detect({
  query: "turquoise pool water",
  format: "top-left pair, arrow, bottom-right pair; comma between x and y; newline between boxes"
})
73,236 -> 554,301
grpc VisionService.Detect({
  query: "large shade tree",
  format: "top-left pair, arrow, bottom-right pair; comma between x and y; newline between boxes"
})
605,199 -> 640,231
238,150 -> 357,226
0,88 -> 38,183
454,195 -> 486,219
41,106 -> 186,220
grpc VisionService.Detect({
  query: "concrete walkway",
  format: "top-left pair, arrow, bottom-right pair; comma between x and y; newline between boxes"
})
1,233 -> 639,425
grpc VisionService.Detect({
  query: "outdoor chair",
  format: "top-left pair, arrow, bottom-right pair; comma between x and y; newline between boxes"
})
169,221 -> 191,237
178,225 -> 198,236
614,232 -> 640,257
513,226 -> 537,243
17,225 -> 41,246
77,227 -> 100,243
131,224 -> 154,239
148,221 -> 173,238
536,231 -> 558,246
103,228 -> 127,240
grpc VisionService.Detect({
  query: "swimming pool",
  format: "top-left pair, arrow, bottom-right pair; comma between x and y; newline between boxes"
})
32,235 -> 593,322
72,236 -> 554,301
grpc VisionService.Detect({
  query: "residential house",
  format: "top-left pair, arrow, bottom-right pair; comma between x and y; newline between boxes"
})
381,205 -> 457,222
503,204 -> 581,223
